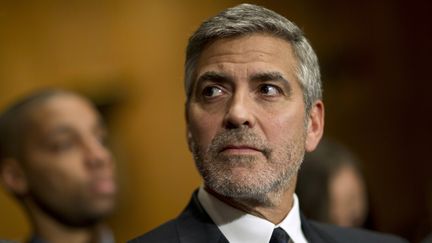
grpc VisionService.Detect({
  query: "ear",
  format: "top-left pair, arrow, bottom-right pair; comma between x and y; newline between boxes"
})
186,129 -> 193,152
305,100 -> 324,152
185,102 -> 193,152
0,158 -> 28,196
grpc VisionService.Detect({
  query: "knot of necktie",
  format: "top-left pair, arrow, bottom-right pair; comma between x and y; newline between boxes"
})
269,227 -> 291,243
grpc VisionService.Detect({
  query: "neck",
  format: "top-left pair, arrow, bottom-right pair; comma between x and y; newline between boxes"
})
205,176 -> 297,224
25,202 -> 101,243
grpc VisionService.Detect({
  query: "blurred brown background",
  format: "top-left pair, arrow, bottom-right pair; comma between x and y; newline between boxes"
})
0,0 -> 431,242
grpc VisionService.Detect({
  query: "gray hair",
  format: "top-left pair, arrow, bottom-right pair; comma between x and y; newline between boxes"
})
184,3 -> 322,112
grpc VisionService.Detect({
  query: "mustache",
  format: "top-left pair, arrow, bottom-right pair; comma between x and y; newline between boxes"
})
208,128 -> 271,158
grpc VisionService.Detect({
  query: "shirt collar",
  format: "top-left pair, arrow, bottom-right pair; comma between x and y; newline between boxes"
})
198,186 -> 308,243
27,225 -> 114,243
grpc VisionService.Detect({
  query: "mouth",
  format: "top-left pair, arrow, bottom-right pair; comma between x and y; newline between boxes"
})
219,145 -> 263,155
90,177 -> 117,196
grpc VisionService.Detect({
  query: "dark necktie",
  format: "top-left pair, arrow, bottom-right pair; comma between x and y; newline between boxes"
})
269,227 -> 292,243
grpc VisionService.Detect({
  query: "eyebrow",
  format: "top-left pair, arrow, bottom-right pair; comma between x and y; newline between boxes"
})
196,71 -> 231,85
36,126 -> 76,146
43,118 -> 106,139
196,71 -> 290,84
250,71 -> 289,83
252,71 -> 293,95
195,71 -> 293,96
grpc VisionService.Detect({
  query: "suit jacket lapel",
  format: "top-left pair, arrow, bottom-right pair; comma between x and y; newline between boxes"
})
176,190 -> 229,243
300,212 -> 338,243
177,190 -> 339,243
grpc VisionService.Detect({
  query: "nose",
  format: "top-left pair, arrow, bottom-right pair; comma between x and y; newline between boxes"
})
223,92 -> 256,129
83,137 -> 113,170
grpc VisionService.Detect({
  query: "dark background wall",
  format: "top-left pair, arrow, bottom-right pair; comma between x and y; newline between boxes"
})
0,0 -> 430,242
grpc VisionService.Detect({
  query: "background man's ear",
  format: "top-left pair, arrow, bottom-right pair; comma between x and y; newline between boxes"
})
186,129 -> 193,152
0,158 -> 28,196
305,101 -> 325,152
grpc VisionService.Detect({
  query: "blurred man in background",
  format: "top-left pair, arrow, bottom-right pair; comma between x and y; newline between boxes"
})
296,139 -> 368,228
0,89 -> 117,243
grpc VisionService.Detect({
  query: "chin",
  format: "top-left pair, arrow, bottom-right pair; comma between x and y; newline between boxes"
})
91,199 -> 116,215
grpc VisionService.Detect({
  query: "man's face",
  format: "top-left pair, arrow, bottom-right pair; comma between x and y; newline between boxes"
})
187,34 -> 323,204
329,165 -> 367,227
20,94 -> 117,226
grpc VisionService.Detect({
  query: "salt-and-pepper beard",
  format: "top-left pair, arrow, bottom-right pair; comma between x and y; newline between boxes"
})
192,126 -> 306,207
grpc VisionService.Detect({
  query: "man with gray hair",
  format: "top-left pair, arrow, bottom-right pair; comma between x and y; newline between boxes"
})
130,4 -> 407,243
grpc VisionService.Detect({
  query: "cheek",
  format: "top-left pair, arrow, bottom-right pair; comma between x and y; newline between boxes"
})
25,155 -> 86,190
24,166 -> 68,200
260,111 -> 305,143
188,109 -> 222,147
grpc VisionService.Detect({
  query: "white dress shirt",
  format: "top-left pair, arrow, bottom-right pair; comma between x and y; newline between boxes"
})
198,186 -> 308,243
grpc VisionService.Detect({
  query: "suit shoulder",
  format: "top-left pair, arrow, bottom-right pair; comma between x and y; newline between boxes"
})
128,219 -> 180,243
310,221 -> 408,243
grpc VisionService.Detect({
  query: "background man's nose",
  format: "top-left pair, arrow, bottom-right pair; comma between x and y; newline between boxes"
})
84,138 -> 113,169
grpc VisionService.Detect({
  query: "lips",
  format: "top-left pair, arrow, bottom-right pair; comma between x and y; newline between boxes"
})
220,145 -> 262,154
90,177 -> 117,195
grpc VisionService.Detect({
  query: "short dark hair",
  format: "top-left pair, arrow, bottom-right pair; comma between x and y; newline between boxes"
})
0,89 -> 70,162
296,139 -> 363,222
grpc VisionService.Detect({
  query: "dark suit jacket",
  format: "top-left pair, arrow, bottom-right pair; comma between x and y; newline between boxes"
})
129,191 -> 408,243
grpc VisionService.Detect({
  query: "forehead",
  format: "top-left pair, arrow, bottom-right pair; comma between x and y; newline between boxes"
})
196,34 -> 299,77
26,94 -> 99,133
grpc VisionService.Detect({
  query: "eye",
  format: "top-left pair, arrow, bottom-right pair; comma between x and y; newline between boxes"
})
259,84 -> 282,96
47,139 -> 76,153
202,86 -> 224,98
